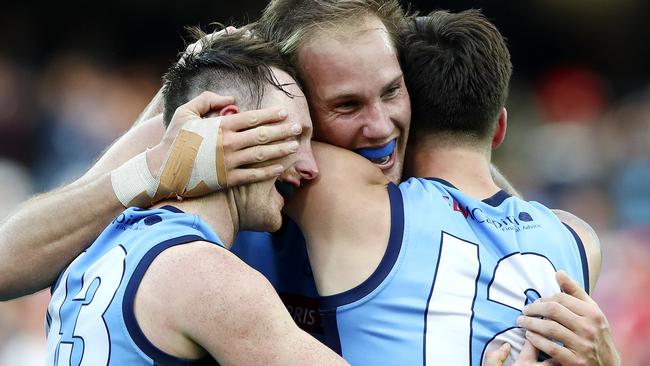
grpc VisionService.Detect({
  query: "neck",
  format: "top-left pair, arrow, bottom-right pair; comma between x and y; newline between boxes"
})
409,138 -> 501,199
151,191 -> 239,249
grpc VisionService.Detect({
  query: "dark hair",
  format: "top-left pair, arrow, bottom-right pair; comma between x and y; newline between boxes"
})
162,26 -> 298,127
400,9 -> 512,142
255,0 -> 406,69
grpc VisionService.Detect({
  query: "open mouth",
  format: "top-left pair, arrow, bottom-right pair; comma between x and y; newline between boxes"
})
355,139 -> 397,166
275,180 -> 296,199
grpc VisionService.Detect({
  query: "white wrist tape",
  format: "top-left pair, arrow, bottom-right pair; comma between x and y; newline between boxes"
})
182,118 -> 224,194
152,118 -> 228,202
111,150 -> 159,207
112,119 -> 228,207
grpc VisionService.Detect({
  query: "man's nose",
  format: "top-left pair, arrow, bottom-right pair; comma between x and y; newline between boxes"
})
362,102 -> 393,140
296,152 -> 319,181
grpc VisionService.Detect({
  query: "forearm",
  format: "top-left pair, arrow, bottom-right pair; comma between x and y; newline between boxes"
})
0,117 -> 163,300
132,88 -> 164,127
0,173 -> 123,300
490,163 -> 521,198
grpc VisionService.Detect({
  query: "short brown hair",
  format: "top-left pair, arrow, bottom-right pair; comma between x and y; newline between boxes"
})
400,9 -> 512,142
256,0 -> 406,68
162,26 -> 298,127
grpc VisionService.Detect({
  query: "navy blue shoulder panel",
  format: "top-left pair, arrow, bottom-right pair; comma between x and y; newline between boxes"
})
123,234 -> 221,365
424,177 -> 511,207
482,190 -> 511,207
319,182 -> 404,310
562,223 -> 590,294
321,311 -> 343,355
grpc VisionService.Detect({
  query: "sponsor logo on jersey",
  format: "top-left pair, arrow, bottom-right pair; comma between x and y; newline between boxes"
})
111,213 -> 139,230
443,196 -> 541,232
280,293 -> 324,335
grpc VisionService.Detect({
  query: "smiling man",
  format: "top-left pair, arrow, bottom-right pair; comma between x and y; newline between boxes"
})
294,13 -> 410,182
228,0 -> 411,336
0,1 -> 618,365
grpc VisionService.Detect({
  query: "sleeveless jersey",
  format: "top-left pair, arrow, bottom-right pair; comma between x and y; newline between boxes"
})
45,206 -> 221,366
321,178 -> 589,366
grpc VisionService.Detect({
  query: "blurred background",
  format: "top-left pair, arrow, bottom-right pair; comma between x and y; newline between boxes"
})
0,0 -> 648,364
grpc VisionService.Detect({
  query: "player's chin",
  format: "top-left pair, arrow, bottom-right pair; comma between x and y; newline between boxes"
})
266,213 -> 283,232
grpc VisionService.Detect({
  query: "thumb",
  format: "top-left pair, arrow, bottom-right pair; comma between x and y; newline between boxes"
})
485,343 -> 511,366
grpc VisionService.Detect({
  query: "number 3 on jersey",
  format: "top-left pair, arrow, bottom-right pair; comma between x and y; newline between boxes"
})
424,232 -> 559,366
46,246 -> 127,366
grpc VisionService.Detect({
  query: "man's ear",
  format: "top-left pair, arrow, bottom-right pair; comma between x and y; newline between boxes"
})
219,104 -> 240,116
204,104 -> 240,118
491,107 -> 507,150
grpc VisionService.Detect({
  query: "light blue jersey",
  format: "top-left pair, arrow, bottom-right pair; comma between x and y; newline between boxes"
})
321,178 -> 589,366
45,206 -> 221,366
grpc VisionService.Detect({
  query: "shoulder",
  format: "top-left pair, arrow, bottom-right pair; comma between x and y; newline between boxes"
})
311,141 -> 388,187
133,240 -> 289,360
285,141 -> 389,226
552,209 -> 602,291
141,240 -> 271,307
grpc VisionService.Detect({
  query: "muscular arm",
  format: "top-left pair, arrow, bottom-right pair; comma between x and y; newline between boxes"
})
0,117 -> 163,300
553,209 -> 601,291
285,142 -> 391,296
0,95 -> 300,300
135,242 -> 347,365
132,89 -> 165,127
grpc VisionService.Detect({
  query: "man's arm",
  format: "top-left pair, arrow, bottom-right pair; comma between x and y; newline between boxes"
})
553,209 -> 602,291
491,163 -> 521,198
0,117 -> 163,300
0,94 -> 304,300
515,210 -> 620,366
135,242 -> 348,365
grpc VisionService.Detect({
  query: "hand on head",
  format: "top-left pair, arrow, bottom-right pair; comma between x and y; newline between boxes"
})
112,91 -> 301,207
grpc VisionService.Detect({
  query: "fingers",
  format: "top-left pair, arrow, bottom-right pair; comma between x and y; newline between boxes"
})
530,293 -> 591,319
517,314 -> 580,351
517,340 -> 540,364
522,299 -> 581,331
227,165 -> 286,187
220,107 -> 289,132
228,140 -> 299,167
556,271 -> 593,304
184,26 -> 239,56
172,91 -> 235,123
227,122 -> 302,152
524,331 -> 576,366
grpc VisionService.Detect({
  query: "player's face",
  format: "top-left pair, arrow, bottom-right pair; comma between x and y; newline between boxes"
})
235,69 -> 317,232
297,15 -> 411,184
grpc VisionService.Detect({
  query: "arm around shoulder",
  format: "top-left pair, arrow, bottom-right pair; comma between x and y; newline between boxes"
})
553,209 -> 601,293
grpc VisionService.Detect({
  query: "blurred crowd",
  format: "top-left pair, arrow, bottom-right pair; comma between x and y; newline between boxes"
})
0,2 -> 649,365
0,51 -> 160,365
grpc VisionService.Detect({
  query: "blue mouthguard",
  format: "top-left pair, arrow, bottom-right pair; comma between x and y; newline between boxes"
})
355,139 -> 397,160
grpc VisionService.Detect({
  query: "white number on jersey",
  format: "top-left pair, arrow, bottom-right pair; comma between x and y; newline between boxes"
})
424,232 -> 559,366
45,246 -> 127,366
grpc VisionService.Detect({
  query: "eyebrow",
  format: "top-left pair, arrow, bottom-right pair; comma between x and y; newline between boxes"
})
328,74 -> 404,103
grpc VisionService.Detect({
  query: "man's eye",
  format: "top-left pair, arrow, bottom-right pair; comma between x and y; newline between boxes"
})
335,101 -> 359,112
383,86 -> 401,99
